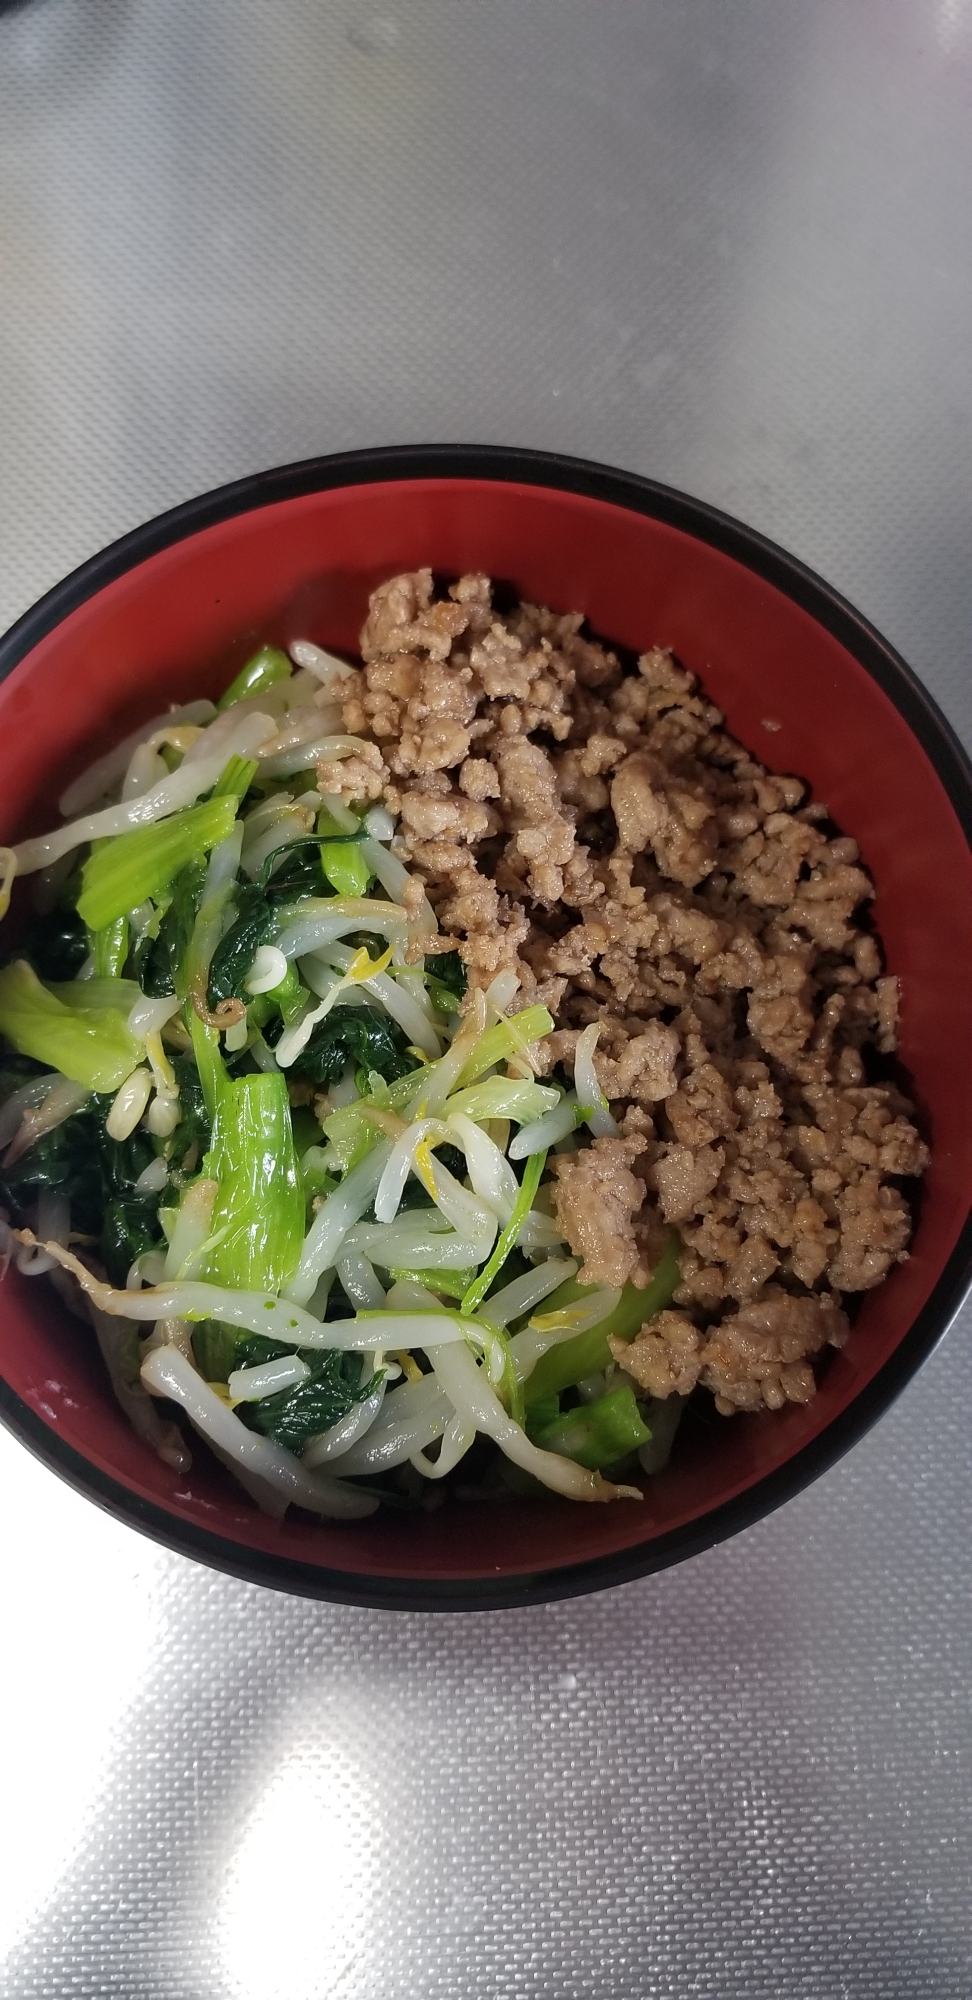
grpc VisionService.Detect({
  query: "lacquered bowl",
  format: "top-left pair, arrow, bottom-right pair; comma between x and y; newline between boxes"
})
1,446 -> 971,1610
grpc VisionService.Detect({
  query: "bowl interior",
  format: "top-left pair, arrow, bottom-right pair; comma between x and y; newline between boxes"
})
2,471 -> 971,1598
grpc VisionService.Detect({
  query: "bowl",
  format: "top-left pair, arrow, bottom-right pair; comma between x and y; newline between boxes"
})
1,444 -> 971,1610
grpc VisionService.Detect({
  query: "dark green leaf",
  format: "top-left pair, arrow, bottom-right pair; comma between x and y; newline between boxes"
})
131,861 -> 207,997
15,909 -> 89,982
288,1004 -> 416,1088
207,882 -> 276,1006
241,1347 -> 380,1454
425,949 -> 467,1014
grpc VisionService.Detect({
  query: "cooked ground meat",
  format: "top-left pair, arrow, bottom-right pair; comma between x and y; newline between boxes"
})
332,571 -> 929,1419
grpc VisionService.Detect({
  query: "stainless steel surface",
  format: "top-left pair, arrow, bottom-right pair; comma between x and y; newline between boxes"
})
1,2 -> 970,1994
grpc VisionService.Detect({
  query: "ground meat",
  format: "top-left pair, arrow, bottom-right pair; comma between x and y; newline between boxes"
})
342,570 -> 929,1423
550,1135 -> 654,1289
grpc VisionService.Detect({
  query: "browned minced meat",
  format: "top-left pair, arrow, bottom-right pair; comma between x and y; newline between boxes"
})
327,569 -> 929,1419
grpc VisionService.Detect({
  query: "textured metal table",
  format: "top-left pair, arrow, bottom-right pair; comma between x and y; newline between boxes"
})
1,4 -> 971,1996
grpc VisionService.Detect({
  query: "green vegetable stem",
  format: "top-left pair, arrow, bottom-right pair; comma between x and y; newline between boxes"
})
530,1385 -> 651,1470
523,1232 -> 681,1407
77,797 -> 239,932
217,645 -> 292,711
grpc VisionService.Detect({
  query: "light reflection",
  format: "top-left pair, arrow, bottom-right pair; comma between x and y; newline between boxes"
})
937,0 -> 972,53
0,1431 -> 157,1962
217,1744 -> 377,2000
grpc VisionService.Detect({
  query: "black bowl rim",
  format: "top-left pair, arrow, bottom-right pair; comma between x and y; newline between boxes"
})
1,442 -> 971,1614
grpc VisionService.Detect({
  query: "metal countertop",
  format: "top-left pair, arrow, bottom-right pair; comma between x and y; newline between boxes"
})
1,5 -> 970,1996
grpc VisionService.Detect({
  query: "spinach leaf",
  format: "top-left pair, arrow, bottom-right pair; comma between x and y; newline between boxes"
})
263,841 -> 326,903
426,949 -> 466,1014
191,1321 -> 380,1456
241,1347 -> 380,1455
16,909 -> 90,982
132,861 -> 206,997
0,1097 -> 165,1285
207,882 -> 276,1007
288,1004 -> 416,1088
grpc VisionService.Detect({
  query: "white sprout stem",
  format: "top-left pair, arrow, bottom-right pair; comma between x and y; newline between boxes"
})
255,705 -> 344,761
162,1178 -> 218,1279
288,639 -> 358,689
405,988 -> 488,1117
317,791 -> 359,833
573,1022 -> 620,1138
275,945 -> 388,1068
357,837 -> 437,933
255,734 -> 371,781
518,1208 -> 568,1252
409,1411 -> 477,1480
13,715 -> 272,876
509,1287 -> 622,1383
127,992 -> 181,1042
301,1357 -> 387,1468
242,810 -> 316,881
335,1250 -> 386,1310
286,1141 -> 392,1304
88,1305 -> 191,1471
374,1118 -> 449,1224
343,1217 -> 482,1271
324,943 -> 441,1057
0,1075 -> 89,1164
483,968 -> 520,1013
0,846 -> 17,919
273,897 -> 409,960
331,1374 -> 452,1475
429,1342 -> 640,1503
57,699 -> 217,817
140,1346 -> 379,1518
227,1355 -> 311,1402
445,1111 -> 519,1224
484,1258 -> 579,1330
363,805 -> 396,841
246,945 -> 289,994
508,1096 -> 579,1159
179,705 -> 277,767
134,1155 -> 169,1195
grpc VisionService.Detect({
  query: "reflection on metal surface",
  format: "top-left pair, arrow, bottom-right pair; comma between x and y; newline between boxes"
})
0,1459 -> 157,1959
1,1 -> 971,1995
218,1749 -> 377,1999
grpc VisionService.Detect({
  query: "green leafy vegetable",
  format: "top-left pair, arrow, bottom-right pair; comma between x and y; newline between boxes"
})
522,1234 -> 681,1407
425,950 -> 467,1014
530,1385 -> 650,1470
0,961 -> 142,1091
199,1070 -> 304,1292
91,915 -> 129,979
15,908 -> 89,982
217,645 -> 292,711
211,754 -> 259,800
0,1097 -> 164,1285
322,1006 -> 556,1172
77,796 -> 239,932
241,1347 -> 381,1455
207,882 -> 276,1007
265,960 -> 306,1027
320,839 -> 372,899
287,1004 -> 416,1089
131,861 -> 206,997
189,1321 -> 379,1455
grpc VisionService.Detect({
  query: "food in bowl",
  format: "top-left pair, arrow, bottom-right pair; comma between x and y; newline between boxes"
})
0,566 -> 928,1522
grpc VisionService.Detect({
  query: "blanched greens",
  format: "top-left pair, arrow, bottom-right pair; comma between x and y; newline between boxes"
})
0,635 -> 683,1521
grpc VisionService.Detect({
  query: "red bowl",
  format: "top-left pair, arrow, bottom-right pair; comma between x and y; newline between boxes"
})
1,446 -> 970,1609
